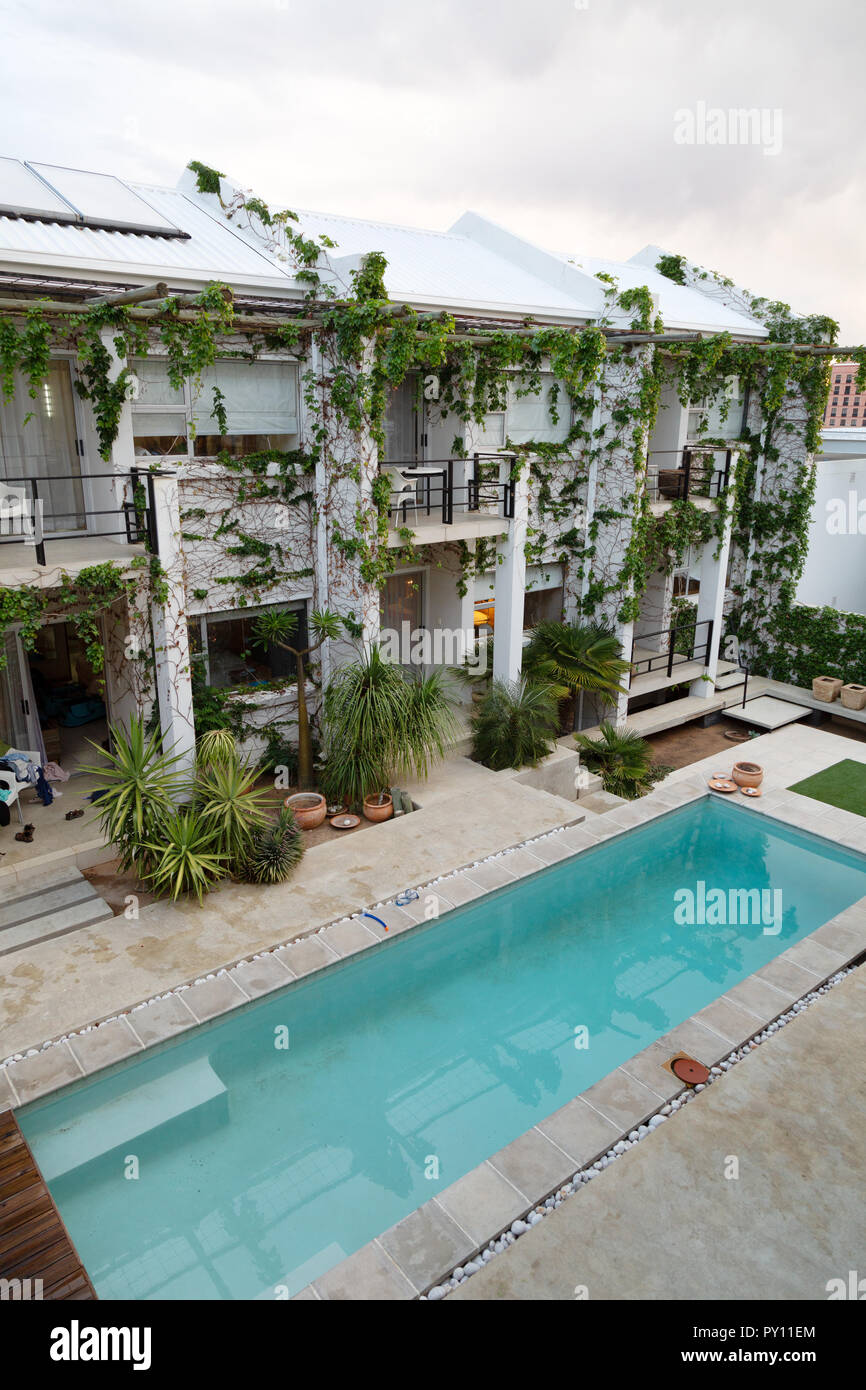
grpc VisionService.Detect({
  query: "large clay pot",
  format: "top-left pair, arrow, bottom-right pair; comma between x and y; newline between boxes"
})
285,792 -> 327,830
731,761 -> 764,789
363,792 -> 394,823
812,676 -> 842,703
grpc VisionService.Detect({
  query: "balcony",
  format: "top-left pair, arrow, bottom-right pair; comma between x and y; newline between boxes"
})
0,469 -> 154,587
628,618 -> 714,698
646,446 -> 733,513
382,453 -> 515,547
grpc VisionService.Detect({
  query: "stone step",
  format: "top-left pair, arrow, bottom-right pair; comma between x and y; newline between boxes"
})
0,895 -> 114,958
715,670 -> 747,690
0,874 -> 98,933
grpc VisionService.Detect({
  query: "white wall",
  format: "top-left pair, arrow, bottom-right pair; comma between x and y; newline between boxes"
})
798,453 -> 866,614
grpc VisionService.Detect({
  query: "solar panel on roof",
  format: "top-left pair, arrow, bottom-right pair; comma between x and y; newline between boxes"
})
28,163 -> 183,235
0,158 -> 188,237
0,157 -> 79,223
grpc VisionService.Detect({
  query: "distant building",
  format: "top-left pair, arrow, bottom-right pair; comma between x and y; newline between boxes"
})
824,362 -> 866,428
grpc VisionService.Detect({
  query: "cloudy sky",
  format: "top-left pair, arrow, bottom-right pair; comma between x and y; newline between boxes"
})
2,0 -> 864,339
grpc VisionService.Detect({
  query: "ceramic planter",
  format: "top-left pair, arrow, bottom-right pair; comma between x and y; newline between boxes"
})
285,792 -> 327,830
840,683 -> 866,711
812,676 -> 843,703
363,793 -> 394,823
731,761 -> 764,789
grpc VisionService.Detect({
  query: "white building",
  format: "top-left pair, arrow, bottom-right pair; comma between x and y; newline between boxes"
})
0,157 -> 819,775
797,428 -> 866,615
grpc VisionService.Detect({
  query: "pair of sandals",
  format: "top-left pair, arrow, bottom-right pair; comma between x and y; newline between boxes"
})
65,808 -> 84,821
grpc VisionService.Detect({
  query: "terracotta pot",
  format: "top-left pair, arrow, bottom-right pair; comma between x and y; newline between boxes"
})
285,792 -> 327,830
731,761 -> 764,789
812,676 -> 842,703
363,792 -> 394,823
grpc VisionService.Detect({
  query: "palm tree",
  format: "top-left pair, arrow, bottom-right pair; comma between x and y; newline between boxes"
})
523,619 -> 630,732
321,646 -> 459,807
574,721 -> 668,800
470,677 -> 560,771
251,607 -> 342,790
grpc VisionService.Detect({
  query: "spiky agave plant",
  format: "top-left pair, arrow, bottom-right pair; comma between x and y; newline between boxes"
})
144,809 -> 228,905
81,716 -> 188,876
240,806 -> 305,885
196,727 -> 238,770
470,677 -> 560,771
195,756 -> 273,870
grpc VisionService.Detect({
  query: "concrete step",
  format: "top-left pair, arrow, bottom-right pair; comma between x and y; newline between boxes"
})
0,865 -> 114,957
0,895 -> 114,957
0,875 -> 98,932
715,670 -> 747,691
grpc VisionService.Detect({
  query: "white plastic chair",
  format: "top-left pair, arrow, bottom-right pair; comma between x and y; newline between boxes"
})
0,748 -> 41,825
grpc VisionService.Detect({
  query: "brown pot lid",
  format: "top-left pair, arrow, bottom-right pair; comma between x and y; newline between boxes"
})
671,1056 -> 710,1085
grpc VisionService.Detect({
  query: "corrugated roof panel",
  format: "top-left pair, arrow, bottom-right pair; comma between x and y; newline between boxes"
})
0,182 -> 300,287
563,252 -> 766,336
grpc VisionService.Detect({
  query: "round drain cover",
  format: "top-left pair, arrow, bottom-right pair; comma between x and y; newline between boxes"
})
671,1056 -> 710,1085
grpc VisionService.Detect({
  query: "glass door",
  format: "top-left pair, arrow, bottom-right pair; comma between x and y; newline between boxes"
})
0,360 -> 85,533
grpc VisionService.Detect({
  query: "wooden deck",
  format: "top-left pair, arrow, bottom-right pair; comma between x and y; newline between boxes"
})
0,1108 -> 96,1299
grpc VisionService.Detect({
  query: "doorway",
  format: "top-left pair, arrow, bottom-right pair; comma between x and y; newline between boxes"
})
25,621 -> 108,772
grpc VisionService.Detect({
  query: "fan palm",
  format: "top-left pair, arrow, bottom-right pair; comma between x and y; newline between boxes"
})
470,677 -> 560,771
523,620 -> 629,732
574,721 -> 668,800
82,717 -> 188,876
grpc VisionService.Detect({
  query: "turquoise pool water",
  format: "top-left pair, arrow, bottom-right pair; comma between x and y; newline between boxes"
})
18,799 -> 866,1299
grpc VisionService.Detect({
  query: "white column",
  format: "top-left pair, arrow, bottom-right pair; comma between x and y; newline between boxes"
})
150,471 -> 196,783
689,451 -> 740,699
492,463 -> 528,683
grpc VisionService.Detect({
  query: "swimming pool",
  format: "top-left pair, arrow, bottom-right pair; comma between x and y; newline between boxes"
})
18,798 -> 866,1299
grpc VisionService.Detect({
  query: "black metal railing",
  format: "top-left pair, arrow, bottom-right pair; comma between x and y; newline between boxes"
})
646,446 -> 733,502
0,469 -> 159,566
630,618 -> 714,679
381,453 -> 515,527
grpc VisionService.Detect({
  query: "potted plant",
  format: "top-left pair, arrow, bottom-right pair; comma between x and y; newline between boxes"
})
470,677 -> 560,771
362,790 -> 394,823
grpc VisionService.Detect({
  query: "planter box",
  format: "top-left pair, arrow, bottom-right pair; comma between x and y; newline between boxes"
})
812,676 -> 843,703
840,683 -> 866,711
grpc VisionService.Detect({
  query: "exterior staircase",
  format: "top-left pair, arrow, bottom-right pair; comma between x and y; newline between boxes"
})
0,867 -> 113,957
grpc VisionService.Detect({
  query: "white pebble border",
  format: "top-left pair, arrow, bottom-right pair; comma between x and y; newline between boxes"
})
0,820 -> 599,1076
421,963 -> 859,1301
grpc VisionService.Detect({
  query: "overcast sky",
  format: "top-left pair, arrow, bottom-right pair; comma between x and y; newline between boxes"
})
2,0 -> 864,340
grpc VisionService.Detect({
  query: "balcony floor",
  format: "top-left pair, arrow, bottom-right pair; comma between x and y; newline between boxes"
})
386,513 -> 508,548
0,538 -> 147,588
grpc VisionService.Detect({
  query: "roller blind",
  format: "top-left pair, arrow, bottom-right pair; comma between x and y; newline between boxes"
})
192,360 -> 299,436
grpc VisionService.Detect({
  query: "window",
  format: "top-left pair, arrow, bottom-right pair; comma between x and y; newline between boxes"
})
188,602 -> 308,689
478,375 -> 572,453
523,586 -> 564,628
131,357 -> 300,459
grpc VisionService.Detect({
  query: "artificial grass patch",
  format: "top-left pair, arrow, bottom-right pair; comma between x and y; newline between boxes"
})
787,759 -> 866,817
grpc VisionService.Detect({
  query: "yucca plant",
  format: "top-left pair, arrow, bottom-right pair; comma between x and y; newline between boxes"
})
574,721 -> 670,800
82,717 -> 188,876
240,806 -> 305,885
322,647 -> 459,807
523,620 -> 629,732
144,809 -> 228,905
470,677 -> 560,771
196,727 -> 238,770
195,756 -> 274,869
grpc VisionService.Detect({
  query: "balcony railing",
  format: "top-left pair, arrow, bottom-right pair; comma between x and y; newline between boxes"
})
0,469 -> 159,566
381,453 -> 515,527
646,446 -> 733,503
630,618 -> 714,679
